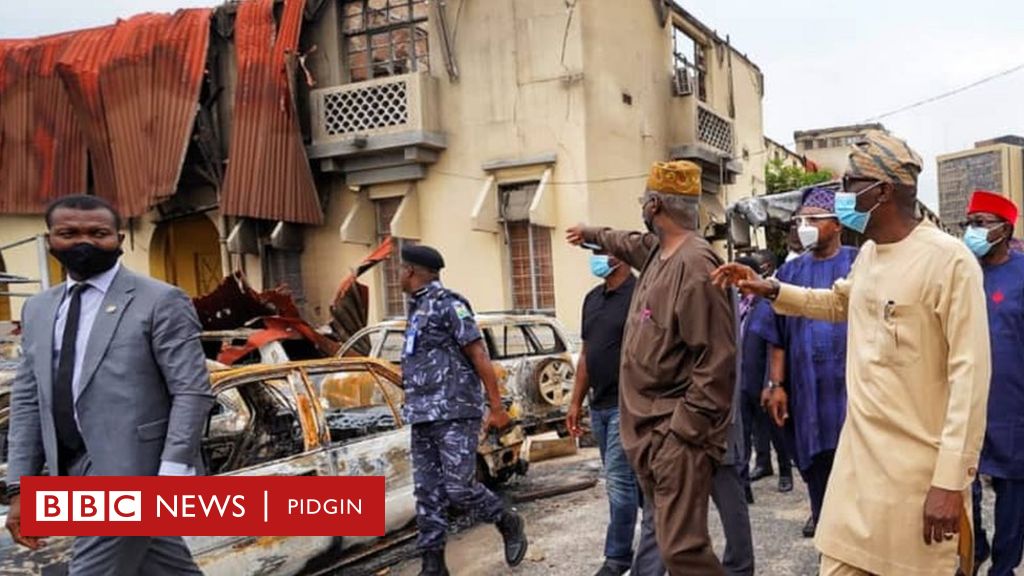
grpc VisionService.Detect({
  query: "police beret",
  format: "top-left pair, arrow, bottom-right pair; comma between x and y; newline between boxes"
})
401,244 -> 445,271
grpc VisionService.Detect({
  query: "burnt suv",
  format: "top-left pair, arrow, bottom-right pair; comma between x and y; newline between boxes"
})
338,313 -> 578,436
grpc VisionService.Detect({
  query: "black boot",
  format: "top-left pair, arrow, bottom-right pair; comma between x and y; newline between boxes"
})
418,548 -> 449,576
495,509 -> 528,567
802,515 -> 816,538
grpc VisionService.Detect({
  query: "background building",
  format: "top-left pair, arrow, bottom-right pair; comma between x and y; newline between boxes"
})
937,136 -> 1024,235
0,0 -> 767,331
764,136 -> 805,169
793,123 -> 886,177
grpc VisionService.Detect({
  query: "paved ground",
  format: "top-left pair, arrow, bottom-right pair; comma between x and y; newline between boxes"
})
350,448 -> 1015,576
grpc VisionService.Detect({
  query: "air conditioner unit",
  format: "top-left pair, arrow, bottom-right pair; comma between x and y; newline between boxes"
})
672,68 -> 693,97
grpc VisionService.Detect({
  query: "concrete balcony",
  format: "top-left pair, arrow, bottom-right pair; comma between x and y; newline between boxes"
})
307,72 -> 446,186
670,97 -> 743,186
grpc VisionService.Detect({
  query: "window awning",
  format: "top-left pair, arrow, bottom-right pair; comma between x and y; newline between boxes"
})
471,154 -> 557,231
340,184 -> 421,245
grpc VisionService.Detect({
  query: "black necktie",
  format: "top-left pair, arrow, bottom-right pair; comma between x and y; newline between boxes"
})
54,282 -> 87,463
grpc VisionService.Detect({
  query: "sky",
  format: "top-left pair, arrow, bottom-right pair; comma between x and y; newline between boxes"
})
4,1 -> 1024,210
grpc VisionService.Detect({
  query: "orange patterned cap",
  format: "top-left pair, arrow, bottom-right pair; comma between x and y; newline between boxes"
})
647,161 -> 701,196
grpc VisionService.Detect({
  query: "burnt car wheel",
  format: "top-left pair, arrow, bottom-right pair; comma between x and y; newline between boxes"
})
535,358 -> 575,407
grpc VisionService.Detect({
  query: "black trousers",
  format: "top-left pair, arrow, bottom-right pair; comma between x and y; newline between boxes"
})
798,450 -> 836,522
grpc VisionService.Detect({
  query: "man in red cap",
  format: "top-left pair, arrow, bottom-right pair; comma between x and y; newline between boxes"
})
963,190 -> 1024,576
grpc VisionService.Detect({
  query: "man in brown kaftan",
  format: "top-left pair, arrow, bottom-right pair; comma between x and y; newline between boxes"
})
567,160 -> 736,575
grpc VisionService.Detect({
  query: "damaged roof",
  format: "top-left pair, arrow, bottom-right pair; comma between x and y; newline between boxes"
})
0,1 -> 320,225
219,0 -> 324,225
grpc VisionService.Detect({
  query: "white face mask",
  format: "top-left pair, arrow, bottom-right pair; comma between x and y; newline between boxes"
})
797,225 -> 819,249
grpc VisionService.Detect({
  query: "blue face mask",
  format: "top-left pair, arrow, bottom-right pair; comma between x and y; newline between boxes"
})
835,181 -> 883,234
589,254 -> 617,278
963,226 -> 995,257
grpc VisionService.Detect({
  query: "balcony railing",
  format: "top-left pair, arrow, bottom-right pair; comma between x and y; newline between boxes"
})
696,103 -> 734,156
309,71 -> 439,146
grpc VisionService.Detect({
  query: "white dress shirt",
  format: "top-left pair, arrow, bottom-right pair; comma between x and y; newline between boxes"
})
52,263 -> 194,476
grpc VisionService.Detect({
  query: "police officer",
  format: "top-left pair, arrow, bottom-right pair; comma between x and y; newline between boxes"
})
399,245 -> 528,576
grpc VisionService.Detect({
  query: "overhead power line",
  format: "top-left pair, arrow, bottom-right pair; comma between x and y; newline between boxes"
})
863,61 -> 1024,122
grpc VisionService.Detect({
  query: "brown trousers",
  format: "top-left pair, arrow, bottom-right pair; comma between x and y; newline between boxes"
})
641,430 -> 724,576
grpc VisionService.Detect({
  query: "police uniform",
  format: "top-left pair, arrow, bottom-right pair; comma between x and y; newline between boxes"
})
402,268 -> 506,553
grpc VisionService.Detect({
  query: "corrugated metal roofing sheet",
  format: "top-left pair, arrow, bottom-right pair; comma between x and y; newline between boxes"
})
0,33 -> 88,214
220,0 -> 323,225
0,10 -> 209,217
56,9 -> 211,218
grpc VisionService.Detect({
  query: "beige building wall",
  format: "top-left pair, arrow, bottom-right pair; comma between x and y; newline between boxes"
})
794,124 -> 885,177
303,1 -> 765,332
0,1 -> 764,336
765,137 -> 803,169
0,210 -> 238,320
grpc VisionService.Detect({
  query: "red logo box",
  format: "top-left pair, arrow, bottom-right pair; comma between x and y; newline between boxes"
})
20,476 -> 385,537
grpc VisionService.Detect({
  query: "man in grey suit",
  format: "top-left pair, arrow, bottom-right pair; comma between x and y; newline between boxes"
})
5,194 -> 215,575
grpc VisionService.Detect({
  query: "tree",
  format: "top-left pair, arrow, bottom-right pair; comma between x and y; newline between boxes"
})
765,158 -> 833,194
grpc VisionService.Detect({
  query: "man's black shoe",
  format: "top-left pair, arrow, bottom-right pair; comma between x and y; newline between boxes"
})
496,509 -> 528,567
594,560 -> 630,576
778,475 -> 794,493
802,515 -> 816,538
744,484 -> 755,504
750,465 -> 774,481
418,548 -> 449,576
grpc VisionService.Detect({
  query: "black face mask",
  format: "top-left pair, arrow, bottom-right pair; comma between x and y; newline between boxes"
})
50,243 -> 122,279
642,200 -> 657,234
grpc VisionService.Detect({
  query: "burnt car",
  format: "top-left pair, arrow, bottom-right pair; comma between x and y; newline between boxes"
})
0,357 -> 522,575
338,314 -> 578,436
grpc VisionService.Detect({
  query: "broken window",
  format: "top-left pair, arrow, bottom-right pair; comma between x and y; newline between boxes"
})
485,325 -> 533,360
263,245 -> 306,307
375,197 -> 415,318
379,330 -> 405,364
525,324 -> 567,355
202,380 -> 305,475
672,24 -> 707,102
499,183 -> 556,312
307,367 -> 405,443
343,0 -> 430,83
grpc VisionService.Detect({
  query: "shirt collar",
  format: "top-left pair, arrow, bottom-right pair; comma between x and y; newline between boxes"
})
604,274 -> 635,295
67,262 -> 121,296
412,280 -> 442,300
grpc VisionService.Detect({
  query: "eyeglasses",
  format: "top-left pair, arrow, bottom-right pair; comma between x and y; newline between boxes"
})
841,176 -> 883,195
960,217 -> 1006,229
789,214 -> 838,226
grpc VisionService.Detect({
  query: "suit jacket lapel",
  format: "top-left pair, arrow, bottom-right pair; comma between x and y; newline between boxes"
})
34,286 -> 65,406
77,268 -> 135,400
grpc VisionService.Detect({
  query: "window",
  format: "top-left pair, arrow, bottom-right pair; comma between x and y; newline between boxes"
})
671,24 -> 707,102
485,325 -> 533,359
499,182 -> 556,312
379,330 -> 405,364
343,0 -> 429,83
375,197 -> 414,318
816,138 -> 828,149
526,324 -> 566,354
202,381 -> 305,475
306,367 -> 405,442
263,246 -> 306,307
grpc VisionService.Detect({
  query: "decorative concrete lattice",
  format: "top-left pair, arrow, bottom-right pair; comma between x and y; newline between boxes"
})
320,78 -> 410,136
697,105 -> 734,155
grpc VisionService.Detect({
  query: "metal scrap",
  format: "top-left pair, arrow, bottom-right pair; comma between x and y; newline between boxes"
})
194,272 -> 339,364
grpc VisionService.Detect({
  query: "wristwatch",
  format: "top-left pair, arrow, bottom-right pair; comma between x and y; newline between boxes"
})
5,484 -> 20,499
767,380 -> 783,391
766,278 -> 782,301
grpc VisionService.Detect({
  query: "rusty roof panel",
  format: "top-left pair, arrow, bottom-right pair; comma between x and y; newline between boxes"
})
56,10 -> 211,218
0,34 -> 88,214
220,0 -> 323,225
